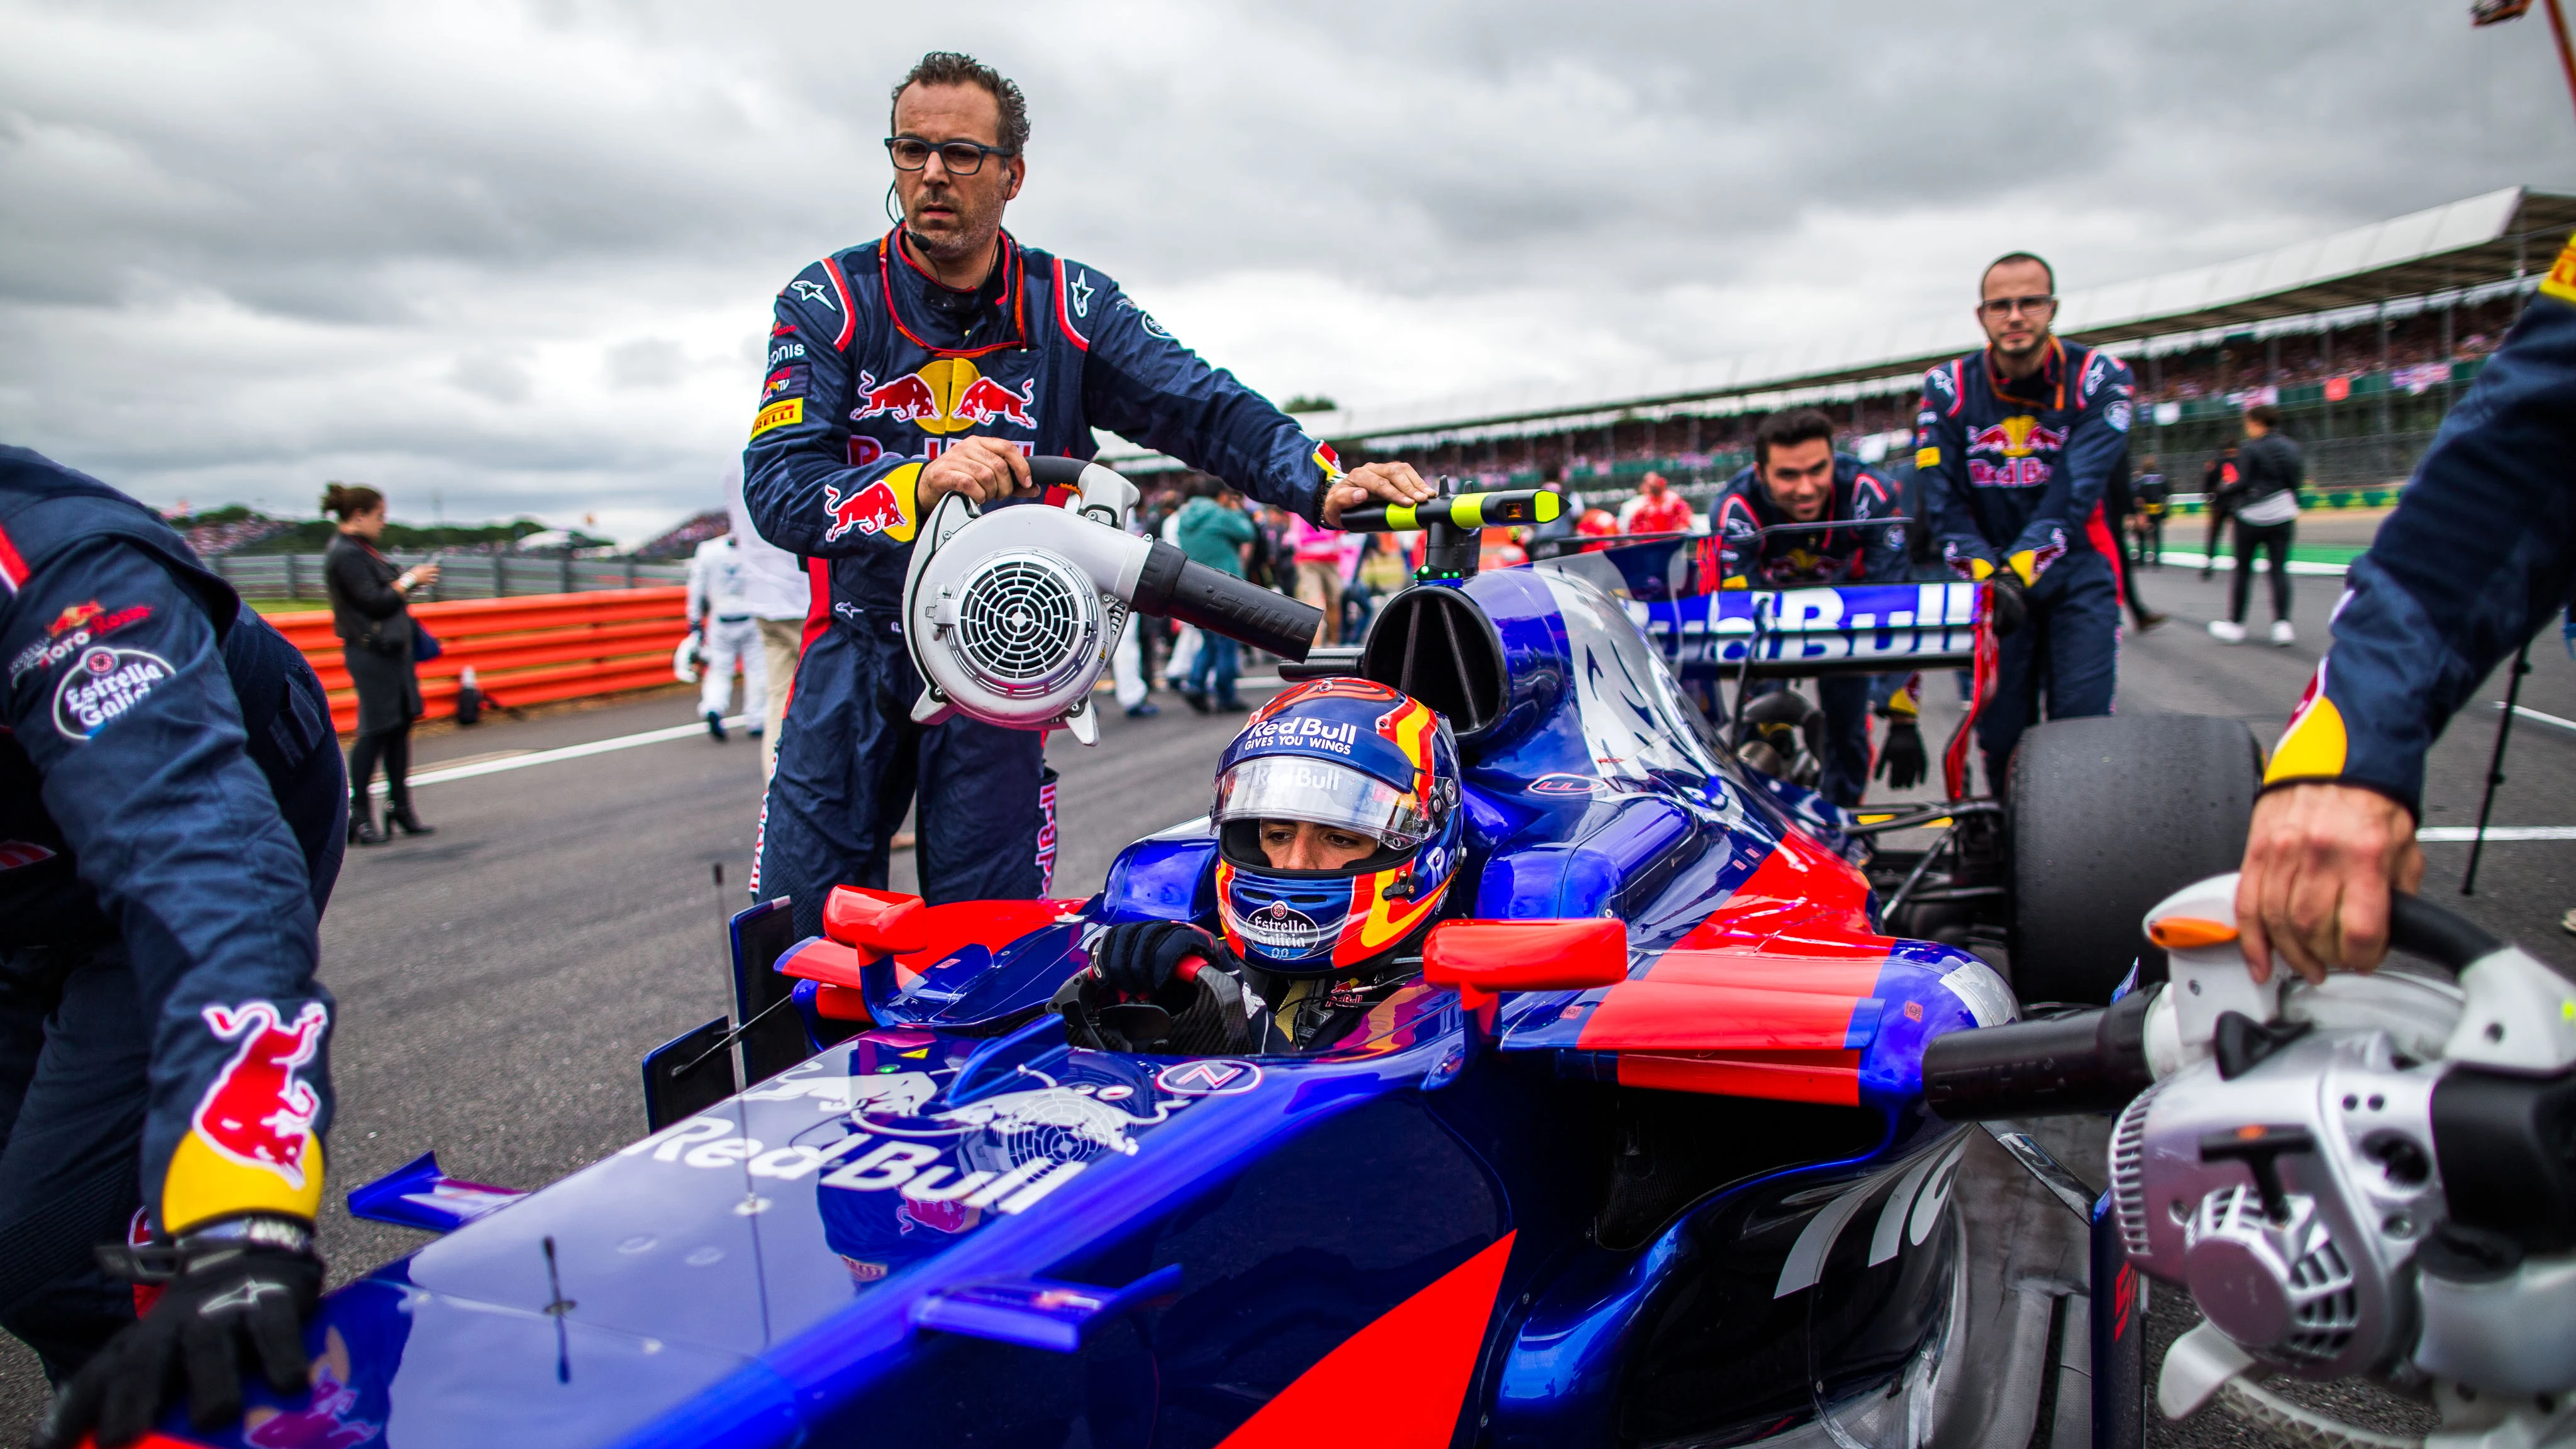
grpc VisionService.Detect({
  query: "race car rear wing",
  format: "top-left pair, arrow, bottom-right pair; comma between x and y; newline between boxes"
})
1631,580 -> 1987,681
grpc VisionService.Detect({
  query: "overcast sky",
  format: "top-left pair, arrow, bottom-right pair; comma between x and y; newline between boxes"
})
3,1 -> 2570,543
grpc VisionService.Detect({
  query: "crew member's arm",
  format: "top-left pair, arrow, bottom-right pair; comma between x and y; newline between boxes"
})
1711,479 -> 1759,587
1077,274 -> 1431,525
1,539 -> 331,1232
2240,265 -> 2576,980
1852,466 -> 1909,584
2004,352 -> 2135,584
740,260 -> 946,560
1914,368 -> 1993,579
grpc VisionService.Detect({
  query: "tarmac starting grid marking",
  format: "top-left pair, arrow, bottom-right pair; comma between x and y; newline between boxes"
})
375,711 -> 2576,847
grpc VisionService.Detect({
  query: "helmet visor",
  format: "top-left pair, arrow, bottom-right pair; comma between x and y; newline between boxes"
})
1213,756 -> 1430,851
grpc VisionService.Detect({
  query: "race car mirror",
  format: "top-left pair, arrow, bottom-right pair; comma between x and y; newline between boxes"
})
1423,918 -> 1631,1003
823,884 -> 929,956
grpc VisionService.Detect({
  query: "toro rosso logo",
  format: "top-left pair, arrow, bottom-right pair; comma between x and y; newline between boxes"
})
191,1001 -> 329,1189
853,359 -> 1036,434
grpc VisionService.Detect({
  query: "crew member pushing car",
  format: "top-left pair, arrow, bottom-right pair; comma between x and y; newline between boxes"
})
2236,230 -> 2576,981
1,447 -> 346,1449
1081,679 -> 1465,1052
742,52 -> 1432,941
1915,252 -> 2136,792
1707,408 -> 1926,806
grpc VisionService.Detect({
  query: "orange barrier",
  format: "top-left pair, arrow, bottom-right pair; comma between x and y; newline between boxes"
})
264,588 -> 692,733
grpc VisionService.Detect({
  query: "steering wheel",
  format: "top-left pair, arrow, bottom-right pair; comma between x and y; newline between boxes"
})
1052,955 -> 1256,1055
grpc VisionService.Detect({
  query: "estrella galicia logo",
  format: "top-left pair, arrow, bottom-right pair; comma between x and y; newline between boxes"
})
1238,900 -> 1328,953
53,647 -> 171,741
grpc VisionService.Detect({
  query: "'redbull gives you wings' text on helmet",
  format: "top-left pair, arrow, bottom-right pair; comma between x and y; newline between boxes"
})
1210,679 -> 1463,977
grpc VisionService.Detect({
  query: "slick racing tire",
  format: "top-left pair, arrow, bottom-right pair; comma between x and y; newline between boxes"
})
2007,713 -> 2260,1006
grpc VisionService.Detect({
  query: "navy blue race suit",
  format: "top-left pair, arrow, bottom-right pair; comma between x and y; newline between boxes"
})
1915,337 -> 2136,789
0,447 -> 343,1375
1707,455 -> 1915,806
2263,236 -> 2576,812
743,231 -> 1341,940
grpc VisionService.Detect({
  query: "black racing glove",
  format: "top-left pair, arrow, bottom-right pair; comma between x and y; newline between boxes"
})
1985,573 -> 2027,638
1874,719 -> 1928,791
1087,921 -> 1230,1001
36,1216 -> 323,1449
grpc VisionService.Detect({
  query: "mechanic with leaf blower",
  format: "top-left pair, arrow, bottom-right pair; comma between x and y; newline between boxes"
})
1915,251 -> 2137,794
740,52 -> 1433,943
1707,407 -> 1928,806
2237,228 -> 2576,983
1,447 -> 347,1449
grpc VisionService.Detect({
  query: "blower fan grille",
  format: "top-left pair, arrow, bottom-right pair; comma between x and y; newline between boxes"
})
2110,1080 -> 2160,1256
953,552 -> 1097,696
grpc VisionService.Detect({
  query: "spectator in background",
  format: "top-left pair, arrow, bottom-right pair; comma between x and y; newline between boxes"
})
1175,484 -> 1256,712
1620,472 -> 1696,535
686,522 -> 767,743
1352,531 -> 1411,635
2209,404 -> 2306,647
2199,441 -> 2240,580
2132,453 -> 2170,568
1287,512 -> 1347,648
726,477 -> 808,782
323,484 -> 438,844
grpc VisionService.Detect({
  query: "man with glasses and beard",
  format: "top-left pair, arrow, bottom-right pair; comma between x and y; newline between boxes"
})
741,53 -> 1433,943
1915,252 -> 2136,793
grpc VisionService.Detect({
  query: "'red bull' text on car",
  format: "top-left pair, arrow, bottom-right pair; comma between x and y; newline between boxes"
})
143,465 -> 2261,1449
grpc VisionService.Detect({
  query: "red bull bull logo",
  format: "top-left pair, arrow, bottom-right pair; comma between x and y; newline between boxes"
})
1967,414 -> 2064,459
852,358 -> 1037,435
191,1001 -> 328,1188
46,600 -> 104,637
822,465 -> 921,544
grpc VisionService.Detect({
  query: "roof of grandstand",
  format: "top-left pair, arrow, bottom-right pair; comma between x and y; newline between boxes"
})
1099,184 -> 2575,469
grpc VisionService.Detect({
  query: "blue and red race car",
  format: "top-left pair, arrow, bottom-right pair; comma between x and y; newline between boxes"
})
133,486 -> 2258,1449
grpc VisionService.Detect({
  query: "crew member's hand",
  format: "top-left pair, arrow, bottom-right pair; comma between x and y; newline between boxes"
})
1322,462 -> 1437,528
2235,782 -> 2424,984
1985,573 -> 2027,637
1087,920 -> 1227,999
36,1218 -> 324,1449
916,437 -> 1036,508
1874,719 -> 1927,791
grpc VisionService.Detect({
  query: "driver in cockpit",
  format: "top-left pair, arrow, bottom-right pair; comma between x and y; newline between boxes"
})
1079,678 -> 1464,1052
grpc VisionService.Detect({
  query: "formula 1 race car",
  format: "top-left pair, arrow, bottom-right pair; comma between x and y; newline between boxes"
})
160,473 -> 2258,1449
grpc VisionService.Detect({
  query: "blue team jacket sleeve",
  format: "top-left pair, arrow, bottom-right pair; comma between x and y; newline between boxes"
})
2008,351 -> 2135,572
1,539 -> 332,1232
1915,365 -> 1993,577
1079,281 -> 1333,524
2265,273 -> 2576,813
741,260 -> 932,560
1852,467 -> 1909,582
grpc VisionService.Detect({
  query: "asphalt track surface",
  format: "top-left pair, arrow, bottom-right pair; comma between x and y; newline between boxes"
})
4,558 -> 2572,1445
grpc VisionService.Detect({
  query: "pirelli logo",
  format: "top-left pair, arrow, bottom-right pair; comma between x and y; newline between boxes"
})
2542,231 -> 2576,306
1915,447 -> 1941,469
750,397 -> 803,440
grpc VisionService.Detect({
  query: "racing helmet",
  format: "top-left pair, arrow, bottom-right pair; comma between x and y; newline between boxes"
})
1211,679 -> 1463,977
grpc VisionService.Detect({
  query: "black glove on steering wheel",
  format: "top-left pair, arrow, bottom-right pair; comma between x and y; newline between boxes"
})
1985,573 -> 2027,638
1874,718 -> 1928,791
1088,921 -> 1230,1000
36,1216 -> 323,1449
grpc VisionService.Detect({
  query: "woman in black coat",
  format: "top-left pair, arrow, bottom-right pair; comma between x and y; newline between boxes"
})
323,483 -> 439,843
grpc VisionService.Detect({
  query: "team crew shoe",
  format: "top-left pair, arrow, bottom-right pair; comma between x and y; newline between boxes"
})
2270,619 -> 2296,646
2207,619 -> 2247,644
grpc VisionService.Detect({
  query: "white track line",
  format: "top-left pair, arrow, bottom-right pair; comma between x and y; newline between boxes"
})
2417,826 -> 2576,843
2494,701 -> 2576,734
2143,550 -> 2349,577
366,714 -> 751,796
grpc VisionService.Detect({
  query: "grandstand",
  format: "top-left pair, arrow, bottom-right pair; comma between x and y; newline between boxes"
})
1102,186 -> 2576,502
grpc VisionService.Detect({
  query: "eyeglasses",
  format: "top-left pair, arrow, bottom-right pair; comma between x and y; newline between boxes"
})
1979,294 -> 2057,318
885,136 -> 1013,175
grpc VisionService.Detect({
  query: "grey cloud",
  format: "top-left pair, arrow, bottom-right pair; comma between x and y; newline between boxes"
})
449,348 -> 534,404
603,338 -> 687,390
